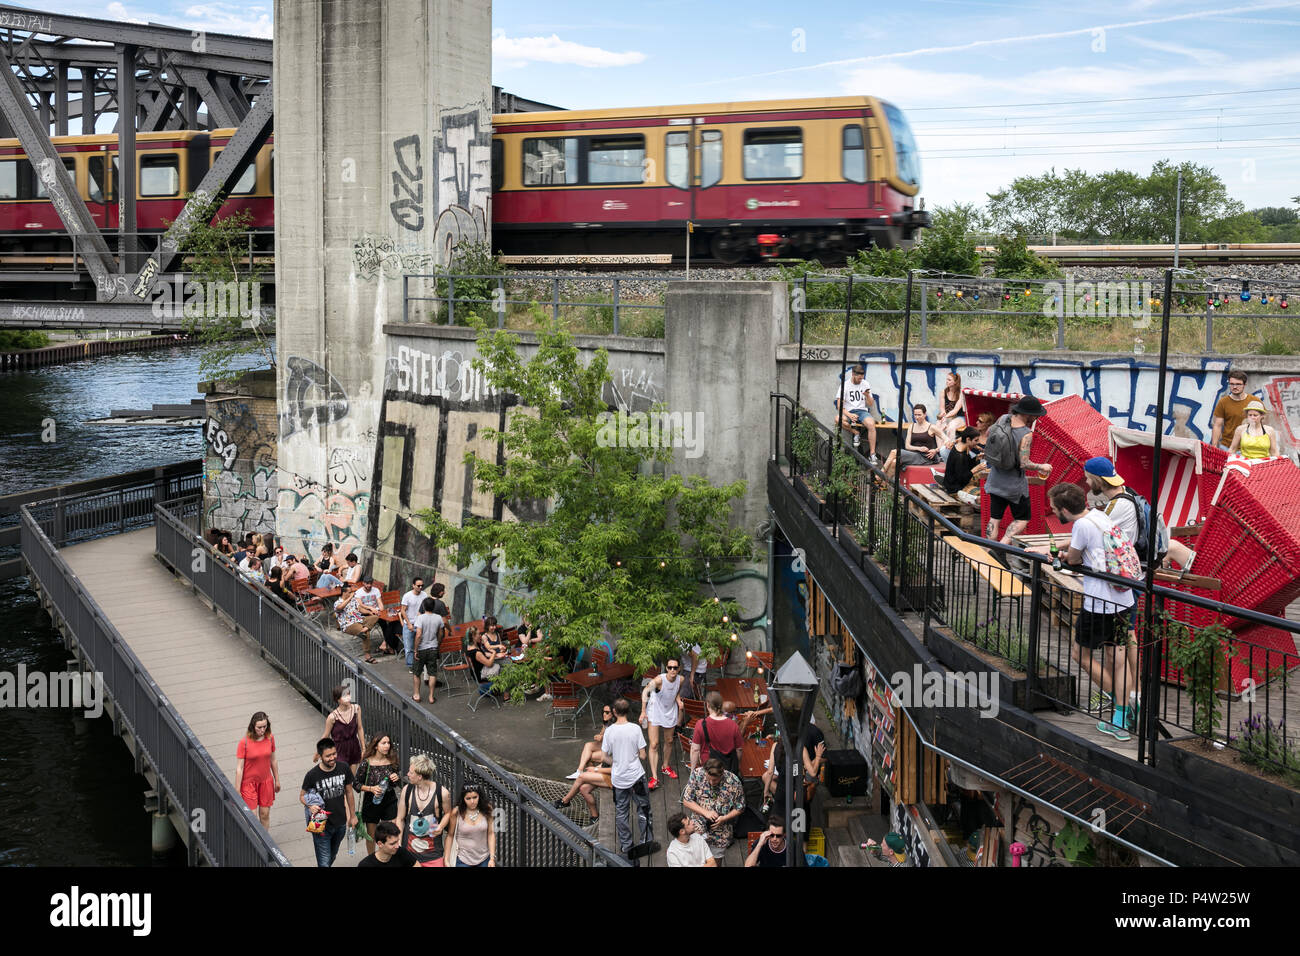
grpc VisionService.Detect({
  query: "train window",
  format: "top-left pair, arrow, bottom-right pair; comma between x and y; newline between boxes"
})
88,155 -> 106,203
0,160 -> 16,200
140,155 -> 180,197
588,135 -> 645,184
491,139 -> 503,191
213,149 -> 257,194
842,125 -> 866,183
743,128 -> 802,180
665,132 -> 689,189
523,137 -> 579,186
33,157 -> 77,198
700,130 -> 722,188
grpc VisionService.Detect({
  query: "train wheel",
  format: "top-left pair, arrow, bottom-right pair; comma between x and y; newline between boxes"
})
709,232 -> 746,264
870,226 -> 902,250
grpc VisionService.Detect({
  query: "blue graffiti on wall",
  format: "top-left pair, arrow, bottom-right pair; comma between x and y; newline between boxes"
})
852,351 -> 1245,439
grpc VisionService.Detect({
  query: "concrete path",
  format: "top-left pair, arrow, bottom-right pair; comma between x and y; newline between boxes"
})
62,529 -> 360,867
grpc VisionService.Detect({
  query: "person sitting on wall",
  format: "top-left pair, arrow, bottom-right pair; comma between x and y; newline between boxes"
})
1227,400 -> 1279,461
833,364 -> 882,464
935,372 -> 968,444
942,426 -> 983,506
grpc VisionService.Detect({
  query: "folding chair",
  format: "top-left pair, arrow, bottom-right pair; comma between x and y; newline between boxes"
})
744,650 -> 774,677
548,681 -> 582,739
438,632 -> 473,697
680,697 -> 707,736
468,678 -> 502,711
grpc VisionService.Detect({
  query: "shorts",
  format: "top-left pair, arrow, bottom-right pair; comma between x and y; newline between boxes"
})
898,449 -> 939,467
1074,608 -> 1129,650
240,776 -> 275,811
413,646 -> 439,678
846,409 -> 876,426
987,492 -> 1030,523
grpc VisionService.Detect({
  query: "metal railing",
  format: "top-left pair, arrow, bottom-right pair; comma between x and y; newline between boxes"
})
156,495 -> 628,867
0,459 -> 202,581
775,393 -> 1300,782
402,272 -> 680,336
17,469 -> 286,867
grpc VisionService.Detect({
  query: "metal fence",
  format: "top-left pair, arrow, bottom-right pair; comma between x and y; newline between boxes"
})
18,471 -> 287,867
156,496 -> 628,867
402,272 -> 680,336
775,393 -> 1300,782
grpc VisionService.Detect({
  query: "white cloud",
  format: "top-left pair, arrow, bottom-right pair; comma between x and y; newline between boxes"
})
105,1 -> 149,24
492,34 -> 646,68
181,3 -> 273,39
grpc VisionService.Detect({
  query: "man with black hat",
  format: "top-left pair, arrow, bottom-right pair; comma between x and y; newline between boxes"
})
984,395 -> 1052,545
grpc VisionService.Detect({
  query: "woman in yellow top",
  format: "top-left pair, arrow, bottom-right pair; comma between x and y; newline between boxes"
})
1227,400 -> 1277,459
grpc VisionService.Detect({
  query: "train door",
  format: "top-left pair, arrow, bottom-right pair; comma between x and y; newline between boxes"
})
663,128 -> 692,222
692,127 -> 725,222
86,151 -> 116,228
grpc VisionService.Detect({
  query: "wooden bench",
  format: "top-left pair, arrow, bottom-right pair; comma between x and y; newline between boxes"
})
943,535 -> 1028,600
914,483 -> 962,515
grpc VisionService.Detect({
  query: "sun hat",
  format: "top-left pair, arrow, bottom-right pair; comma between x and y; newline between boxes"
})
1083,456 -> 1125,487
1245,399 -> 1267,415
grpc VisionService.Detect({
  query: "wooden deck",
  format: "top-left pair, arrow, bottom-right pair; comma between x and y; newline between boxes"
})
62,529 -> 355,868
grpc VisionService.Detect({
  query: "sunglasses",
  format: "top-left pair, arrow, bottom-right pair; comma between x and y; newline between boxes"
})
666,665 -> 679,670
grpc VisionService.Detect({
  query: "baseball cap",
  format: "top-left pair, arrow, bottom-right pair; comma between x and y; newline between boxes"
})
1083,456 -> 1125,487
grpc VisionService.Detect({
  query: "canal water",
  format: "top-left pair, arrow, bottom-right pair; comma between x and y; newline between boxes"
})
0,343 -> 251,865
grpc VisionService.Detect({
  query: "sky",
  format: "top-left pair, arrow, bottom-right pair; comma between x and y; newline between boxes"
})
25,0 -> 1300,212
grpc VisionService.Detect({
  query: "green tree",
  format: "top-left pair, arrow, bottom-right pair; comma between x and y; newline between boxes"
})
915,203 -> 982,275
1252,206 -> 1299,226
986,168 -> 1070,237
167,192 -> 273,381
990,233 -> 1061,279
417,317 -> 751,701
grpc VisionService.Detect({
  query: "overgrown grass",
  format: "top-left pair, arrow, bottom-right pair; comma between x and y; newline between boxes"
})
0,330 -> 51,349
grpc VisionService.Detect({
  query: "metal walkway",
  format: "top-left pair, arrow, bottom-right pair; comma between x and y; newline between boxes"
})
61,528 -> 348,867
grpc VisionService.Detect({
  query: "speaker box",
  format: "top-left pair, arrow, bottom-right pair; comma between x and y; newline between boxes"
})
824,749 -> 870,797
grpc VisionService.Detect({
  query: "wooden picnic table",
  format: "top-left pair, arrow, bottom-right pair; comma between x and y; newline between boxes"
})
739,737 -> 773,780
305,586 -> 342,599
713,676 -> 769,713
914,483 -> 962,511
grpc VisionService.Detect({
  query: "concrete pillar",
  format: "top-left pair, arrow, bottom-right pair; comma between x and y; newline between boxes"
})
664,281 -> 789,534
273,0 -> 492,561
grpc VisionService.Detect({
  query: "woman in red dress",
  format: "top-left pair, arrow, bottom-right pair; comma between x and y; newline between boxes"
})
236,711 -> 281,830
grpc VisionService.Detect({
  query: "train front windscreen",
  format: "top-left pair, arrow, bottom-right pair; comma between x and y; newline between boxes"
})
882,101 -> 920,188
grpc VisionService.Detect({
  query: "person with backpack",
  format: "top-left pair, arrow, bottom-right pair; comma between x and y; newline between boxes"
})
1043,483 -> 1137,741
689,691 -> 743,775
1083,457 -> 1196,576
983,396 -> 1053,545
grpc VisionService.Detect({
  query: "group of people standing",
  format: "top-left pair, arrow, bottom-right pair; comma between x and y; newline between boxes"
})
234,688 -> 496,867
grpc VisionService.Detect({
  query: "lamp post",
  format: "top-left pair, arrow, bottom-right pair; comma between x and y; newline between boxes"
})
769,650 -> 819,867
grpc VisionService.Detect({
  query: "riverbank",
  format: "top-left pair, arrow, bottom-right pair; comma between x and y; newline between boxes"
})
0,334 -> 190,372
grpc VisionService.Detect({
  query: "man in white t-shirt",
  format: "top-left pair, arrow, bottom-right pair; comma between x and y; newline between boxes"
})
833,364 -> 881,462
666,812 -> 716,867
398,577 -> 428,670
1042,483 -> 1137,742
604,699 -> 657,864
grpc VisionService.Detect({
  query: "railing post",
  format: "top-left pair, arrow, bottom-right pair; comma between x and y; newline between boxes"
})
402,274 -> 409,325
552,277 -> 561,324
923,509 -> 937,631
497,277 -> 506,329
612,277 -> 621,335
1025,560 -> 1044,704
866,465 -> 876,552
448,275 -> 455,326
919,285 -> 928,347
1055,304 -> 1066,350
1138,591 -> 1166,767
1205,298 -> 1214,353
118,488 -> 126,534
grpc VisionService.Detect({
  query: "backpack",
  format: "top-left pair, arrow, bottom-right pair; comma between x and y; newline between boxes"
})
1107,490 -> 1169,565
1083,512 -> 1142,589
983,415 -> 1021,472
697,718 -> 740,776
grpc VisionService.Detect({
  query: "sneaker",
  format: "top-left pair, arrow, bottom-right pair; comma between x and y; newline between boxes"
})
565,771 -> 582,780
868,454 -> 880,465
1127,694 -> 1140,732
662,765 -> 678,780
537,692 -> 553,701
853,434 -> 861,448
647,777 -> 660,791
1097,715 -> 1132,742
957,490 -> 979,507
553,797 -> 571,809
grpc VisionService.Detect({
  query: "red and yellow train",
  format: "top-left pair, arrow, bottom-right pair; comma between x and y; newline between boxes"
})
0,95 -> 924,263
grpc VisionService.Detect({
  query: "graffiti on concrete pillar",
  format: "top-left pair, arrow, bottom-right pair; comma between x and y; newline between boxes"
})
281,356 -> 350,438
352,235 -> 435,281
206,467 -> 278,534
431,105 -> 492,266
390,134 -> 425,232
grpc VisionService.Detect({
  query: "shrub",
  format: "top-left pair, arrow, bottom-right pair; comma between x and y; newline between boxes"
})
0,330 -> 50,349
